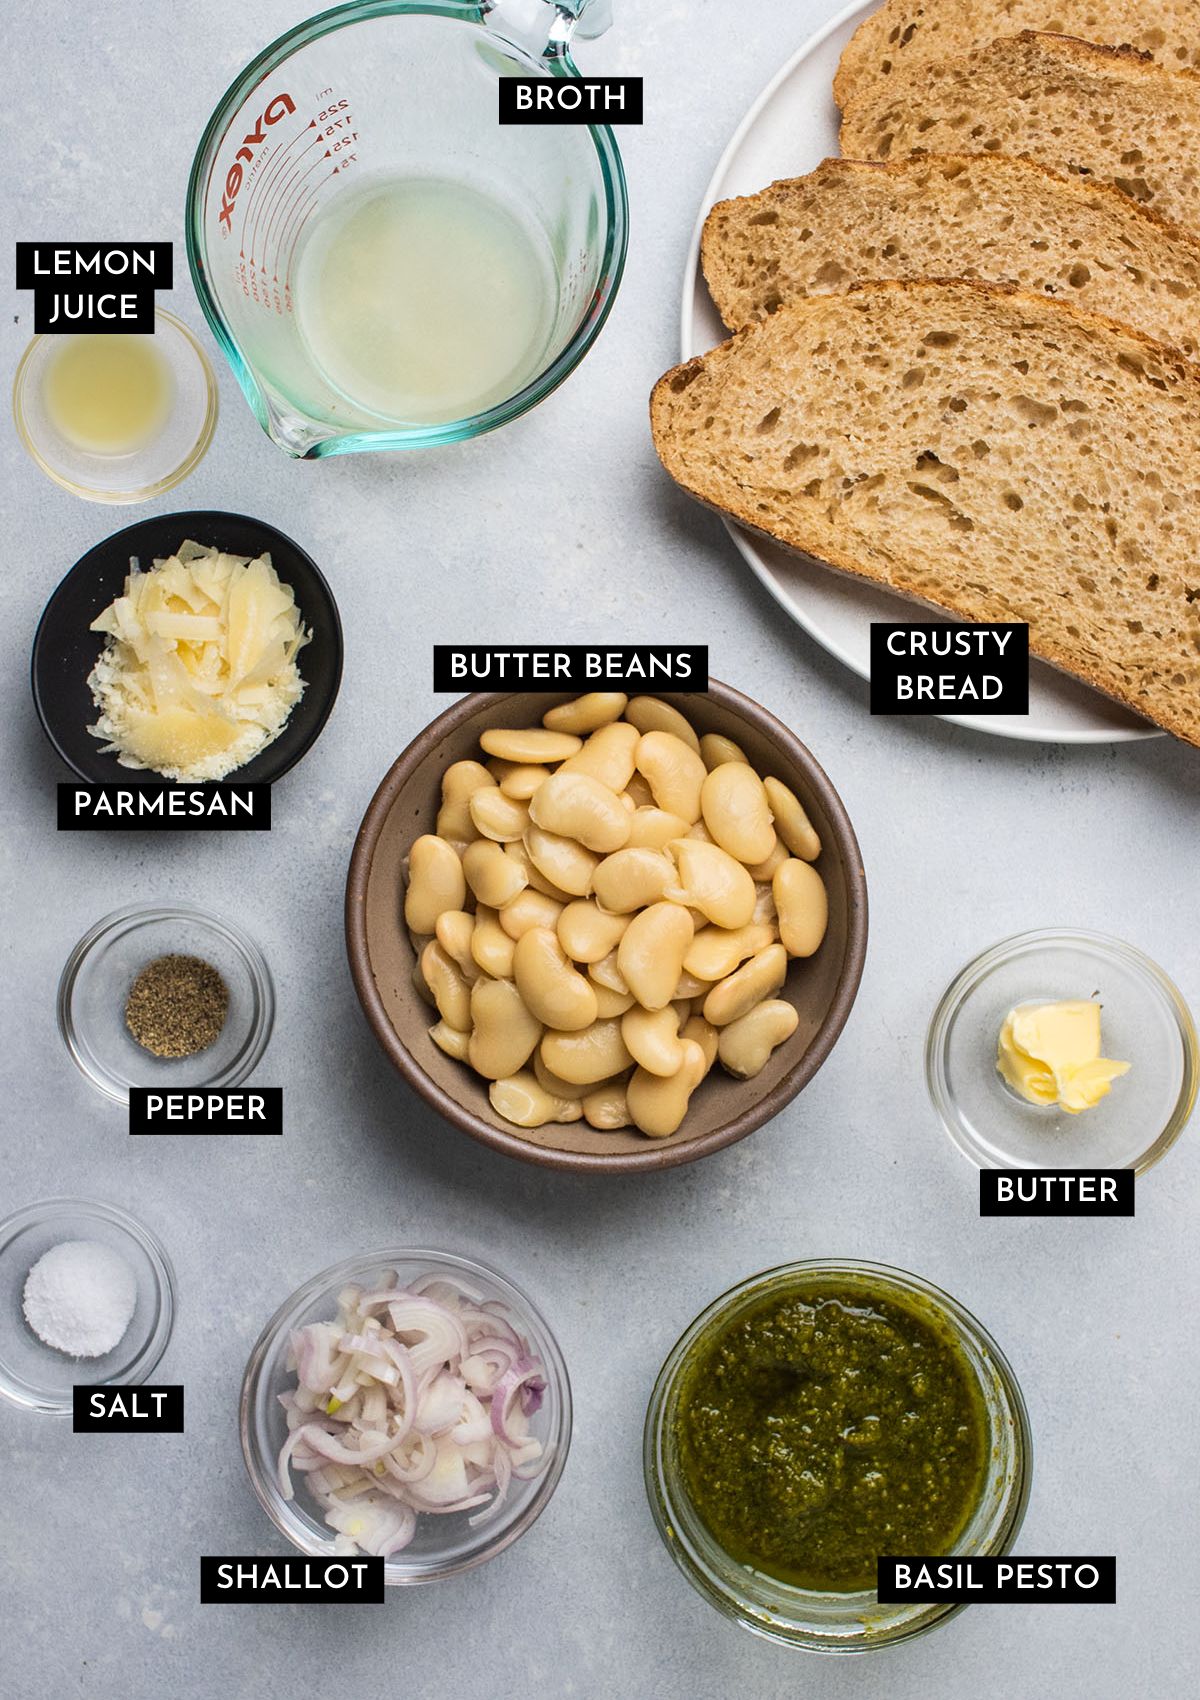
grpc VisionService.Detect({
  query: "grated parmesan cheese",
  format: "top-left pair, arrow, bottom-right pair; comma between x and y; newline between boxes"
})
87,539 -> 310,782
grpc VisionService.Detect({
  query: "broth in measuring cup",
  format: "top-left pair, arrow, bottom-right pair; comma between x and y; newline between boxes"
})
294,174 -> 560,426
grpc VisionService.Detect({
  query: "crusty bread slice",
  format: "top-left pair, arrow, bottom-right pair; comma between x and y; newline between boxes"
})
839,32 -> 1200,234
834,0 -> 1200,112
701,155 -> 1200,357
650,280 -> 1200,743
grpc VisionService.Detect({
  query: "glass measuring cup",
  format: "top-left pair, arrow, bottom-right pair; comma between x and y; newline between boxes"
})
186,0 -> 627,457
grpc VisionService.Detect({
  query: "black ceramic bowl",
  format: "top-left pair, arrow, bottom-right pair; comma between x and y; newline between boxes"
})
32,511 -> 342,785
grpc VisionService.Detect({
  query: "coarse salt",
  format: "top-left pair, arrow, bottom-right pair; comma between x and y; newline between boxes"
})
22,1239 -> 138,1358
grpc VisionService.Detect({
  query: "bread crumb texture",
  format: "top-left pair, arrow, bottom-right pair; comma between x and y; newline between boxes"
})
834,0 -> 1200,110
840,33 -> 1200,236
702,156 -> 1200,357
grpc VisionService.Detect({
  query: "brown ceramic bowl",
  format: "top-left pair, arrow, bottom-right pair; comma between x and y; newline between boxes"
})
346,684 -> 867,1173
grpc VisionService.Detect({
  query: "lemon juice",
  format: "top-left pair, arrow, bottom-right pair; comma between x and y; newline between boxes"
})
42,334 -> 174,455
294,175 -> 559,425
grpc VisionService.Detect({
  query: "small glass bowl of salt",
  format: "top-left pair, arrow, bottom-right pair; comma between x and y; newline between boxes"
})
0,1199 -> 174,1415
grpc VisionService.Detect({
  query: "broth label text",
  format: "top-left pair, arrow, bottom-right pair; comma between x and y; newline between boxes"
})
498,77 -> 643,125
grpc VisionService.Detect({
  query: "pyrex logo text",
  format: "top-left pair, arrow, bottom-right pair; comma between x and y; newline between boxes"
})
219,94 -> 297,233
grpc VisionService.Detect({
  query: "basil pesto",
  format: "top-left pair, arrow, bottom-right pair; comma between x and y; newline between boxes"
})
674,1275 -> 989,1591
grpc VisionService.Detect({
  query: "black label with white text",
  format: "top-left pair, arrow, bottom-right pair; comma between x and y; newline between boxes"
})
200,1556 -> 384,1604
73,1385 -> 184,1432
870,623 -> 1029,715
129,1088 -> 282,1136
498,77 -> 643,124
877,1555 -> 1116,1605
980,1169 -> 1134,1217
58,784 -> 271,831
16,241 -> 172,333
433,645 -> 706,691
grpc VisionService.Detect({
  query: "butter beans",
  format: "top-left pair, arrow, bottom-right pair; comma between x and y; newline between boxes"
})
405,835 -> 467,933
528,771 -> 631,853
618,902 -> 694,1011
468,977 -> 542,1080
764,776 -> 821,862
468,786 -> 530,843
489,1072 -> 583,1128
582,1080 -> 632,1130
626,807 -> 692,850
504,840 -> 573,902
681,1014 -> 719,1075
421,940 -> 473,1031
685,921 -> 777,983
557,900 -> 629,964
592,981 -> 635,1019
533,1051 -> 596,1102
435,910 -> 480,982
408,699 -> 830,1142
773,859 -> 829,958
541,1019 -> 632,1085
498,888 -> 564,941
524,827 -> 598,898
635,730 -> 706,821
699,731 -> 748,770
746,839 -> 790,882
587,949 -> 629,995
513,928 -> 598,1031
487,759 -> 550,801
627,1039 -> 708,1137
701,762 -> 776,865
430,1020 -> 471,1062
717,999 -> 799,1079
703,943 -> 788,1026
463,839 -> 527,909
480,727 -> 582,764
593,847 -> 676,913
543,693 -> 628,734
559,721 -> 640,792
436,760 -> 493,840
666,838 -> 756,930
471,907 -> 515,979
622,1004 -> 686,1077
625,696 -> 701,753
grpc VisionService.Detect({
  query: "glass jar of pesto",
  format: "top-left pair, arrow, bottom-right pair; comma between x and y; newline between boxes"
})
643,1260 -> 1031,1652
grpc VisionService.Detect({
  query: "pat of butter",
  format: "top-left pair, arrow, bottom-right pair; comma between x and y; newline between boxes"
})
998,1000 -> 1129,1114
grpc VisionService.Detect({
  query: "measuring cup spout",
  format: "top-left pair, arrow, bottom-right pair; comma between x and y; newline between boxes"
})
483,0 -> 614,60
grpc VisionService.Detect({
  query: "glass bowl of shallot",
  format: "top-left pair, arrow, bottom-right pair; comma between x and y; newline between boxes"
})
239,1248 -> 571,1583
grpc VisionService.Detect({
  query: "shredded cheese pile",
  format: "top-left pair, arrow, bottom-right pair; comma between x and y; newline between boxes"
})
88,539 -> 310,782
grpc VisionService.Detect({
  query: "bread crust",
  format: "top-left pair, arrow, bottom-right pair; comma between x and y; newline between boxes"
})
651,279 -> 1200,743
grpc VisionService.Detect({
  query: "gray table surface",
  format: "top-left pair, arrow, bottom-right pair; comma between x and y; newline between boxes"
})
4,2 -> 1198,1696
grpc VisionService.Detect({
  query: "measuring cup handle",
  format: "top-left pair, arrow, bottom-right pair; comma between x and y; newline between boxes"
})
564,0 -> 614,40
484,0 -> 614,59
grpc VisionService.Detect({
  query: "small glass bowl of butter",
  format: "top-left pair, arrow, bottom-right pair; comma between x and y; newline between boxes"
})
926,929 -> 1197,1173
12,307 -> 217,502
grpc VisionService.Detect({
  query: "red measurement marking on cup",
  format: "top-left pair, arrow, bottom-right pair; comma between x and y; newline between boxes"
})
244,120 -> 322,269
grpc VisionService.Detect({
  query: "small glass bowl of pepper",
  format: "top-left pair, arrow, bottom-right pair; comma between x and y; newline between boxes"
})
57,904 -> 274,1105
644,1260 -> 1031,1653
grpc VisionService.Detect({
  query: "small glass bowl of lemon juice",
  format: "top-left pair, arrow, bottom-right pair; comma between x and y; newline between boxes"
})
13,307 -> 217,502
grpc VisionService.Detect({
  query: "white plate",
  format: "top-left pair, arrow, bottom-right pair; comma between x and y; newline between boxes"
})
681,0 -> 1157,744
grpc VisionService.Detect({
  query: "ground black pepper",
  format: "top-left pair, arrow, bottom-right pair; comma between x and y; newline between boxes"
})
125,954 -> 229,1059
